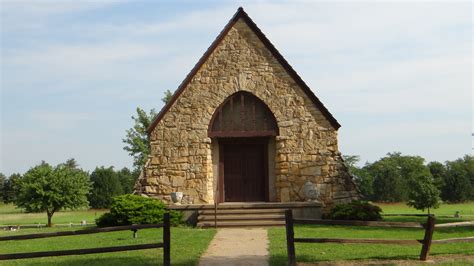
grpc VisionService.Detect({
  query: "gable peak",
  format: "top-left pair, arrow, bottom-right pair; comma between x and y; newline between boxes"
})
147,7 -> 341,134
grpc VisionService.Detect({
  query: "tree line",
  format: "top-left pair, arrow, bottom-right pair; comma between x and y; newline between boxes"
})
0,94 -> 174,227
1,152 -> 472,226
0,159 -> 140,223
345,153 -> 474,204
0,105 -> 151,227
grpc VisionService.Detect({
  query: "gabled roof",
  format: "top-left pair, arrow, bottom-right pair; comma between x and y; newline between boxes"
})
147,7 -> 341,134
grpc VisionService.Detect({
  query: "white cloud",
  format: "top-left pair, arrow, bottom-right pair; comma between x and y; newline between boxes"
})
1,1 -> 472,174
1,0 -> 125,32
317,53 -> 471,114
3,42 -> 169,96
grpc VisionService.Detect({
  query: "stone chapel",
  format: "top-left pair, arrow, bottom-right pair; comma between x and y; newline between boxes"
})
135,7 -> 359,210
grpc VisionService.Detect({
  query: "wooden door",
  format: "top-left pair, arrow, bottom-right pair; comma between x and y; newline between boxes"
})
222,142 -> 266,202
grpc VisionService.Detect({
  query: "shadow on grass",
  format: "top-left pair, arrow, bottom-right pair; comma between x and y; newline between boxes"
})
296,224 -> 474,235
270,253 -> 422,266
383,216 -> 468,224
8,255 -> 197,266
271,253 -> 474,266
296,224 -> 422,233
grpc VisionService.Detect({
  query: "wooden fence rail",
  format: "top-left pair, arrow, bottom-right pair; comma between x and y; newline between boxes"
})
285,210 -> 474,266
435,221 -> 474,228
1,223 -> 89,229
0,213 -> 171,266
292,218 -> 424,228
0,223 -> 165,241
382,213 -> 430,217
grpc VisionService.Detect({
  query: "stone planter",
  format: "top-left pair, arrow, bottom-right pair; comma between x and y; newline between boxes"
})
303,181 -> 319,202
170,192 -> 183,204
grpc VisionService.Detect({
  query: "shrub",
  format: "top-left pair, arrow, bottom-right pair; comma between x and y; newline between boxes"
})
325,201 -> 382,221
96,194 -> 182,227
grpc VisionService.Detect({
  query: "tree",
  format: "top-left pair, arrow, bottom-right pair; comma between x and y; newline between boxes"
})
123,108 -> 157,171
16,161 -> 91,227
117,167 -> 138,194
427,161 -> 446,191
460,155 -> 474,199
88,166 -> 124,209
3,173 -> 22,203
343,155 -> 360,171
124,90 -> 172,172
342,155 -> 374,200
352,166 -> 374,200
64,158 -> 79,169
370,158 -> 404,202
161,89 -> 173,104
442,158 -> 472,202
369,152 -> 429,202
406,169 -> 441,214
0,173 -> 5,201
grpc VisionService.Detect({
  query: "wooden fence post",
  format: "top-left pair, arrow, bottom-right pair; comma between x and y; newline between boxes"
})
285,209 -> 296,266
214,202 -> 218,229
420,215 -> 435,261
163,212 -> 171,266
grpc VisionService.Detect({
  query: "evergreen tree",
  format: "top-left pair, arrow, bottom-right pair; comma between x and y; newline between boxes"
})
117,167 -> 137,194
442,158 -> 472,202
427,161 -> 446,191
3,173 -> 22,203
88,166 -> 124,209
0,173 -> 5,201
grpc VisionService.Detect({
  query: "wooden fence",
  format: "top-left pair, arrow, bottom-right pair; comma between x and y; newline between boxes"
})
285,210 -> 473,266
0,213 -> 171,266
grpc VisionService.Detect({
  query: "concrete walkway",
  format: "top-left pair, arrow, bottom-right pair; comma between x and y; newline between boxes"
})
199,228 -> 269,266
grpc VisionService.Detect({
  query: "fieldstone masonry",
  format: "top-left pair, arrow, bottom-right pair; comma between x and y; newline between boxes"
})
135,16 -> 359,209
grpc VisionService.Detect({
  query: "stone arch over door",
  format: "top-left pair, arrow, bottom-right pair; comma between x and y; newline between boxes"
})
208,91 -> 279,202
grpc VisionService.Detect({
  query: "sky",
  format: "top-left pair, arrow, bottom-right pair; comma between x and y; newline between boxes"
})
1,0 -> 472,176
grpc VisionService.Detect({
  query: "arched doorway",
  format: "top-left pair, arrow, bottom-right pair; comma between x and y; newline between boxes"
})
208,91 -> 279,202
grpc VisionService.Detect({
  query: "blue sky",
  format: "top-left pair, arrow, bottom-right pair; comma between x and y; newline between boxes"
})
1,1 -> 472,175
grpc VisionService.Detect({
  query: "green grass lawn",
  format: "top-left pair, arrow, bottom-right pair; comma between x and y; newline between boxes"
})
0,203 -> 107,226
2,202 -> 473,265
1,226 -> 215,265
0,203 -> 216,265
378,202 -> 474,217
377,202 -> 474,224
269,202 -> 474,265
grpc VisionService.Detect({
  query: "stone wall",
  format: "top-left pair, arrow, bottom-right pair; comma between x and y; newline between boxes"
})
136,18 -> 358,208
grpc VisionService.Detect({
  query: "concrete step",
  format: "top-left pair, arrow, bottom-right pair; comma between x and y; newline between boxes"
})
196,207 -> 287,228
198,214 -> 284,221
197,220 -> 285,228
198,208 -> 285,215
